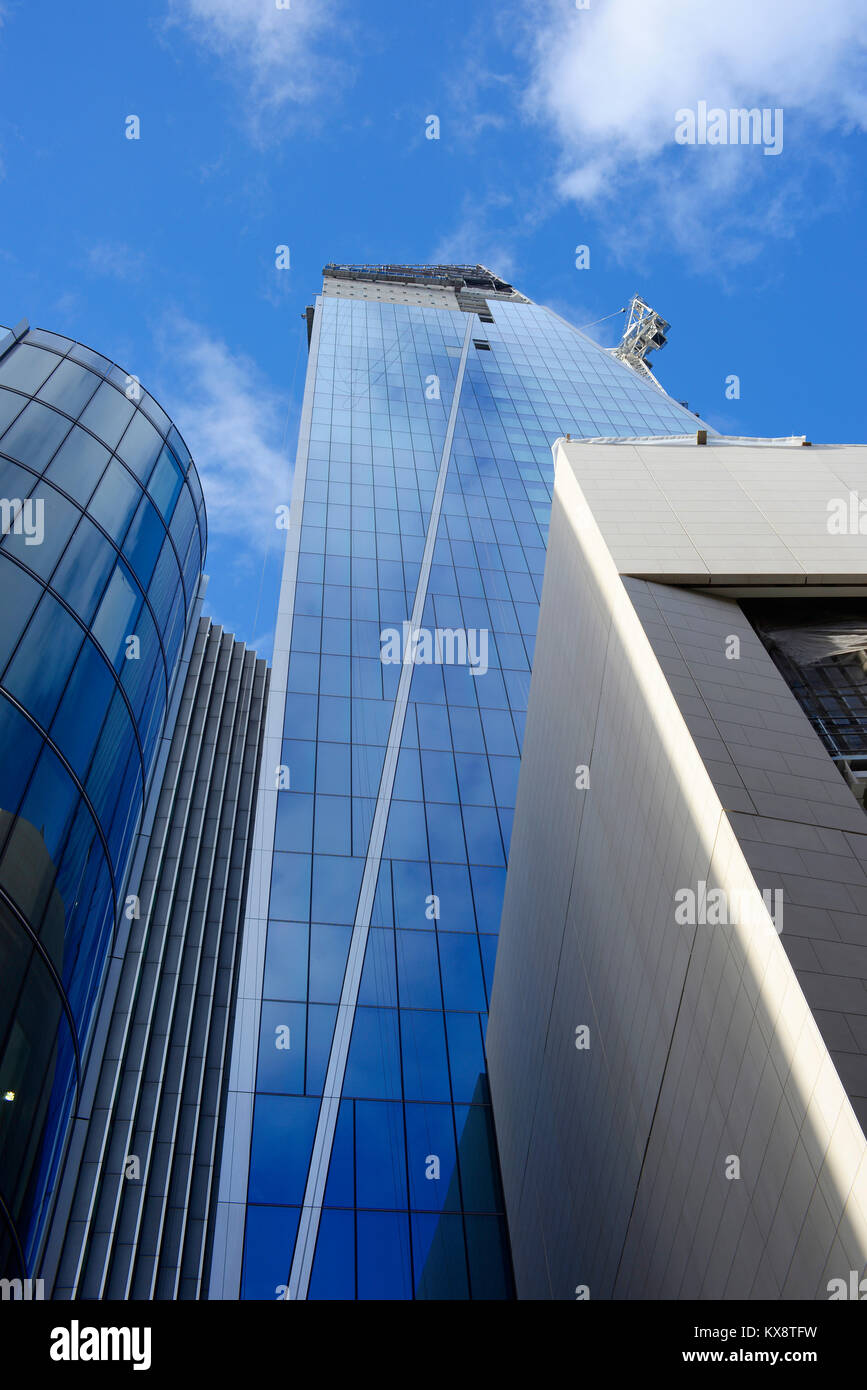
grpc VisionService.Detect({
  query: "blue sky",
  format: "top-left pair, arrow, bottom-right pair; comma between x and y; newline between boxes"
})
1,0 -> 865,657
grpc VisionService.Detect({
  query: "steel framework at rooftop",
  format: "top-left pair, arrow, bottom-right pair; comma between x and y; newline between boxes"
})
611,293 -> 670,382
322,262 -> 520,295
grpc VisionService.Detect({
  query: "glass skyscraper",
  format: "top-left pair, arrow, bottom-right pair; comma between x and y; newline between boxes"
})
212,264 -> 705,1301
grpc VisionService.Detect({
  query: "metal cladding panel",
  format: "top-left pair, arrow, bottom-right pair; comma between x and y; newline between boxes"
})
486,453 -> 867,1299
555,436 -> 867,585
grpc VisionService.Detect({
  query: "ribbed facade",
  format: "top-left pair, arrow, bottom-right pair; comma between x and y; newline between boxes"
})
47,618 -> 268,1299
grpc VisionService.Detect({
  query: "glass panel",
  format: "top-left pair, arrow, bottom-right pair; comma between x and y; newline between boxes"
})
115,411 -> 163,483
166,426 -> 191,472
78,380 -> 135,449
263,920 -> 308,1001
356,1212 -> 411,1299
122,494 -> 165,590
138,390 -> 170,437
0,905 -> 76,1233
2,589 -> 84,730
23,329 -> 72,353
88,458 -> 140,544
412,1213 -> 469,1299
0,482 -> 79,579
0,344 -> 59,395
308,1210 -> 354,1299
50,516 -> 116,625
36,358 -> 99,417
0,401 -> 71,472
50,635 -> 115,777
148,445 -> 183,521
0,557 -> 42,671
0,691 -> 43,819
0,387 -> 27,436
67,343 -> 110,376
248,1095 -> 319,1205
91,562 -> 142,668
43,426 -> 110,505
241,1207 -> 299,1301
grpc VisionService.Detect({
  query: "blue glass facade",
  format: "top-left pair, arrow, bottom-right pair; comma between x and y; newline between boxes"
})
234,270 -> 701,1300
0,324 -> 206,1273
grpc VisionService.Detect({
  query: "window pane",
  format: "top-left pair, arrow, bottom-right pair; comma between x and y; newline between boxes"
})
0,387 -> 27,436
0,401 -> 71,471
50,636 -> 115,777
43,426 -> 110,505
148,445 -> 183,520
78,381 -> 135,448
36,358 -> 99,416
248,1094 -> 319,1205
0,344 -> 58,395
356,1212 -> 411,1299
241,1206 -> 300,1301
0,557 -> 42,670
50,516 -> 116,624
0,482 -> 79,579
116,411 -> 163,482
2,590 -> 84,729
308,1210 -> 354,1300
91,562 -> 143,667
122,494 -> 165,589
88,459 -> 140,543
355,1101 -> 407,1209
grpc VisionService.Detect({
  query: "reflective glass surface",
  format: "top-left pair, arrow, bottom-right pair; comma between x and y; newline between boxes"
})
241,287 -> 700,1299
0,329 -> 207,1273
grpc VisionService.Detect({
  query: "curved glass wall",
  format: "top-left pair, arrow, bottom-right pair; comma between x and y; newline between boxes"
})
0,325 -> 207,1274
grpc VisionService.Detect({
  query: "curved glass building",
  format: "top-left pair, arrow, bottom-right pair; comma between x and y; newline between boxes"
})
0,320 -> 207,1275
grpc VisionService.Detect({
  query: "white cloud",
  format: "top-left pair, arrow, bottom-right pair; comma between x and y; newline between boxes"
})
523,0 -> 867,259
87,242 -> 147,282
430,191 -> 539,284
154,315 -> 291,553
165,0 -> 347,124
529,0 -> 867,152
442,59 -> 516,145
